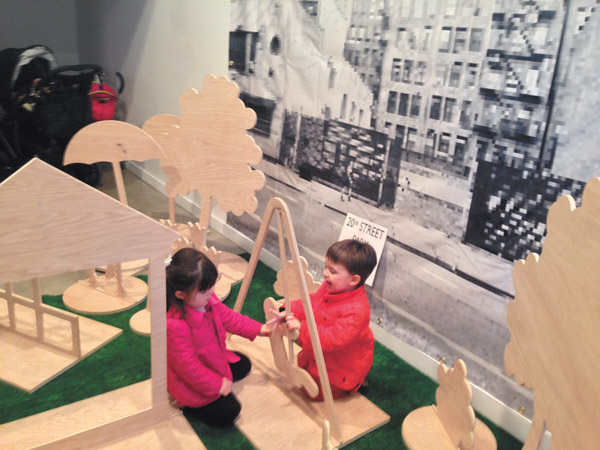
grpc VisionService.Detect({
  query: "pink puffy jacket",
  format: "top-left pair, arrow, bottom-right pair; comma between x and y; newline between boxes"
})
167,293 -> 262,407
290,282 -> 374,395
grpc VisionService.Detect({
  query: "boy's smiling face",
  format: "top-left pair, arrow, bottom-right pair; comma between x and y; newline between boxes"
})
323,258 -> 360,294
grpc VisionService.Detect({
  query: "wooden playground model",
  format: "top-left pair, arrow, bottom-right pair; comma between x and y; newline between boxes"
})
401,359 -> 496,450
60,121 -> 170,317
504,177 -> 600,449
0,276 -> 121,393
159,219 -> 232,300
64,120 -> 166,276
228,197 -> 389,449
142,74 -> 265,287
0,159 -> 204,449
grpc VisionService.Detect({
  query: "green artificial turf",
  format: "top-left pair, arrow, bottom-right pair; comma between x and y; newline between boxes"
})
1,261 -> 523,449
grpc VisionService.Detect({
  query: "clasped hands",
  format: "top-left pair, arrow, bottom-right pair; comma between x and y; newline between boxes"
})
261,304 -> 301,340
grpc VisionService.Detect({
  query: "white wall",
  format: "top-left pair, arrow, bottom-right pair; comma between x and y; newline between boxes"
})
75,0 -> 230,206
76,0 -> 229,126
0,0 -> 79,64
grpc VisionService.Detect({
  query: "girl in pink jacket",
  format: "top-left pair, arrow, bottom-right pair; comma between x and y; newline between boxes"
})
166,248 -> 275,426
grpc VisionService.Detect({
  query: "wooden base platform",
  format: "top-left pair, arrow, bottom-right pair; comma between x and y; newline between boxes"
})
215,274 -> 232,301
0,380 -> 205,450
96,259 -> 149,277
63,275 -> 148,315
228,335 -> 390,449
129,308 -> 152,336
219,252 -> 248,284
95,413 -> 205,450
402,406 -> 497,450
0,307 -> 121,392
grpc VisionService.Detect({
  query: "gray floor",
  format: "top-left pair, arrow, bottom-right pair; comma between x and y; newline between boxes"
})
11,164 -> 243,298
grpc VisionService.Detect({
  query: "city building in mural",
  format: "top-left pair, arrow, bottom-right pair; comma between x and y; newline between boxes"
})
229,0 -> 598,415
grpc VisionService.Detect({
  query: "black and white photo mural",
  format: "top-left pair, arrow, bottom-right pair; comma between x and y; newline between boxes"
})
228,0 -> 598,415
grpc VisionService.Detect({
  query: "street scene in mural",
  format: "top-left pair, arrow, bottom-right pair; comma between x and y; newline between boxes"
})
228,0 -> 598,416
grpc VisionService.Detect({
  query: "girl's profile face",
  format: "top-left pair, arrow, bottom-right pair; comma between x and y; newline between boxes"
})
184,287 -> 214,309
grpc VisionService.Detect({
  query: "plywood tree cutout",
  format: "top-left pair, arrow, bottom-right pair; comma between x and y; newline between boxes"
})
142,75 -> 265,285
274,256 -> 321,302
504,177 -> 600,450
402,359 -> 496,450
143,75 -> 264,228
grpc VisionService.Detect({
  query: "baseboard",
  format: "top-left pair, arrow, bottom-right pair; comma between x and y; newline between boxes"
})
125,161 -> 551,448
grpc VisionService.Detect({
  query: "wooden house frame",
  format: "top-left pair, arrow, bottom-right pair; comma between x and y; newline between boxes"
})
0,159 -> 203,448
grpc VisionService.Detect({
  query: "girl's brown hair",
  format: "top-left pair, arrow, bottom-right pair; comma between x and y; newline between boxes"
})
326,239 -> 377,287
166,247 -> 218,316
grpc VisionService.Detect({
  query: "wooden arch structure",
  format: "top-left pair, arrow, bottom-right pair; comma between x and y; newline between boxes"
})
227,197 -> 389,449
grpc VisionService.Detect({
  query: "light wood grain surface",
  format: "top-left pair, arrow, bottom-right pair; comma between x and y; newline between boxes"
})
63,274 -> 148,315
143,75 -> 265,228
229,334 -> 390,449
0,301 -> 121,392
0,158 -> 185,447
0,159 -> 178,283
64,120 -> 166,206
504,177 -> 600,449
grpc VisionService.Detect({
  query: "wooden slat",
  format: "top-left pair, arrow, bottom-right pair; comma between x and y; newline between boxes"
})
0,303 -> 121,392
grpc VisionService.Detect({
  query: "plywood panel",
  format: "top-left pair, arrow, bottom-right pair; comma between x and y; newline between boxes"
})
0,159 -> 178,284
229,334 -> 390,448
0,381 -> 153,449
0,304 -> 121,392
402,406 -> 496,450
504,177 -> 600,449
95,414 -> 205,450
63,275 -> 148,315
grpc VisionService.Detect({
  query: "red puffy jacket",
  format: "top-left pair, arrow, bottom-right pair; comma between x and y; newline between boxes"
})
290,282 -> 374,396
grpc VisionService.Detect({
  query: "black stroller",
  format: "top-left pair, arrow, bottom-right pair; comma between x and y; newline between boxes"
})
0,45 -> 118,186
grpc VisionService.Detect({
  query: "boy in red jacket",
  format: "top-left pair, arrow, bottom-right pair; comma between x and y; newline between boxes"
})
286,239 -> 377,400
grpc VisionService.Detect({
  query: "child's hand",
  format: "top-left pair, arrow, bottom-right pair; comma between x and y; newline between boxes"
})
258,316 -> 280,336
219,377 -> 232,396
285,316 -> 301,340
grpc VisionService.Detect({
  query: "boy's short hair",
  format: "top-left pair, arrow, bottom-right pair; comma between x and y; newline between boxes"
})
326,239 -> 377,287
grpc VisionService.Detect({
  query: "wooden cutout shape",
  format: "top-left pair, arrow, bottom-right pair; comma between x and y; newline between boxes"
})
0,281 -> 122,393
264,297 -> 318,397
436,360 -> 476,448
401,359 -> 497,450
274,256 -> 321,301
231,197 -> 342,442
64,121 -> 164,277
2,279 -> 82,357
143,75 -> 264,285
64,120 -> 166,206
143,75 -> 264,229
504,177 -> 600,450
64,271 -> 148,315
130,228 -> 230,336
0,159 -> 202,448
